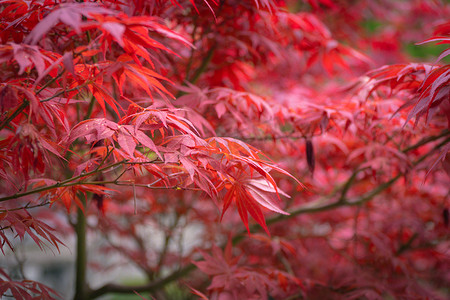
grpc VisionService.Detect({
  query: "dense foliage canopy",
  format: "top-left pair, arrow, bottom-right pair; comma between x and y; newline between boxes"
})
0,0 -> 449,299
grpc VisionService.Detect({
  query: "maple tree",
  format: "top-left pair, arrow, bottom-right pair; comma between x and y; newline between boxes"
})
0,0 -> 449,299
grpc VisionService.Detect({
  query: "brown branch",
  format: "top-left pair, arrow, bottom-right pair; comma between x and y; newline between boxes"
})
401,129 -> 450,153
0,160 -> 126,202
0,201 -> 50,212
0,100 -> 29,131
87,264 -> 196,299
154,213 -> 181,277
73,193 -> 88,300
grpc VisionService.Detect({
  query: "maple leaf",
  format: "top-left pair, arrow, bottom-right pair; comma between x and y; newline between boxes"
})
0,209 -> 64,253
30,179 -> 116,213
68,118 -> 118,145
24,3 -> 115,45
194,242 -> 238,277
0,123 -> 64,181
408,64 -> 450,124
363,43 -> 450,127
94,13 -> 192,57
0,84 -> 19,116
121,106 -> 203,139
0,269 -> 61,300
220,172 -> 289,235
109,62 -> 175,101
87,81 -> 121,117
194,242 -> 275,299
0,43 -> 56,77
2,1 -> 449,299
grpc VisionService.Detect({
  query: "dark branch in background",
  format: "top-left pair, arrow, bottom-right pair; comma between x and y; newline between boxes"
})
401,129 -> 449,152
74,193 -> 88,300
154,213 -> 181,278
176,43 -> 218,98
395,233 -> 419,256
188,43 -> 217,85
87,265 -> 196,299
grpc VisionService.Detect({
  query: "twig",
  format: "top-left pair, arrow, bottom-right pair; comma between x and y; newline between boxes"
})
0,201 -> 51,213
0,160 -> 126,202
0,100 -> 29,131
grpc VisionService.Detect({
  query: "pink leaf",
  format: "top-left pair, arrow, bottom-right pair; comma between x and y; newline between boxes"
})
133,130 -> 162,159
24,3 -> 115,45
118,129 -> 136,157
102,22 -> 126,47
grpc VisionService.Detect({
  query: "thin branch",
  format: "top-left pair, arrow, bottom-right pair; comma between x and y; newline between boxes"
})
189,43 -> 217,85
39,85 -> 83,103
0,201 -> 51,213
155,213 -> 181,277
233,128 -> 450,146
35,70 -> 66,95
100,232 -> 154,278
123,160 -> 164,165
0,100 -> 29,131
184,16 -> 199,81
338,167 -> 368,203
401,129 -> 450,153
87,264 -> 196,299
0,160 -> 126,202
262,136 -> 447,229
395,233 -> 419,256
94,147 -> 113,171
